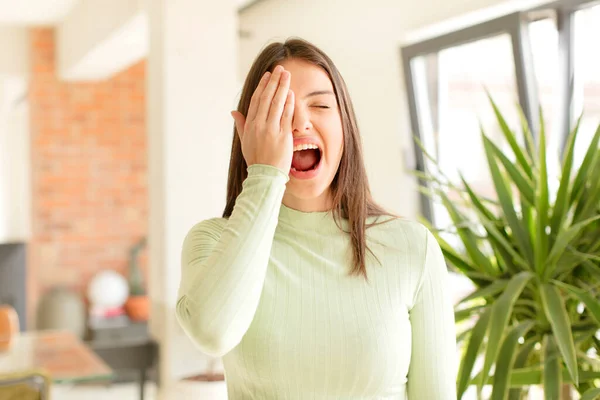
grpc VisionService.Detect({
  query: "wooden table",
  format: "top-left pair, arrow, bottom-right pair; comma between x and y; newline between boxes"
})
0,330 -> 113,383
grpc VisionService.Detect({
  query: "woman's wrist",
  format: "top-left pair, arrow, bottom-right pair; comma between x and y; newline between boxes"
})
247,164 -> 290,182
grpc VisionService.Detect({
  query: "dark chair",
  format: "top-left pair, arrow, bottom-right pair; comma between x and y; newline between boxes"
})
0,370 -> 52,400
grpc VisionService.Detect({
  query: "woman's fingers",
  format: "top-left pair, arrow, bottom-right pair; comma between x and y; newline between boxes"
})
246,71 -> 271,123
280,90 -> 295,133
268,70 -> 290,126
255,65 -> 284,123
230,111 -> 246,140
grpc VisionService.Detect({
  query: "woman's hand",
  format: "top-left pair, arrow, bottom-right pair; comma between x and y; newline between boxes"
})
231,65 -> 295,173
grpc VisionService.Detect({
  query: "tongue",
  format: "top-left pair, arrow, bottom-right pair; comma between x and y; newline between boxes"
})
292,149 -> 319,171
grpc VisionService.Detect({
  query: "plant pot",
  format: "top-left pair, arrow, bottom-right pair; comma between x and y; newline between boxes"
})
125,295 -> 149,321
0,305 -> 19,352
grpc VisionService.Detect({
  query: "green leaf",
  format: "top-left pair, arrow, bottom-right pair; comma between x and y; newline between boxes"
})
457,329 -> 471,344
441,248 -> 478,275
535,108 -> 550,277
508,338 -> 537,400
582,260 -> 600,282
485,139 -> 535,205
554,251 -> 594,278
522,195 -> 535,253
462,270 -> 497,285
480,271 -> 534,388
455,305 -> 485,323
540,283 -> 579,385
517,102 -> 537,164
472,367 -> 600,387
546,215 -> 600,278
430,232 -> 479,275
457,308 -> 491,398
487,93 -> 533,179
508,366 -> 542,386
543,335 -> 561,400
458,174 -> 498,222
515,338 -> 537,367
550,114 -> 582,237
573,156 -> 600,221
500,368 -> 600,386
580,371 -> 600,382
471,211 -> 531,272
413,135 -> 465,191
438,189 -> 498,276
571,124 -> 600,203
473,366 -> 542,386
459,175 -> 529,273
552,281 -> 600,325
581,388 -> 600,400
458,279 -> 508,305
482,134 -> 533,267
491,320 -> 535,400
419,220 -> 480,276
414,169 -> 503,209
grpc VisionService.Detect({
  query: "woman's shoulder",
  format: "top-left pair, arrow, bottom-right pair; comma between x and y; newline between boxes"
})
184,217 -> 229,241
367,216 -> 433,256
368,215 -> 429,236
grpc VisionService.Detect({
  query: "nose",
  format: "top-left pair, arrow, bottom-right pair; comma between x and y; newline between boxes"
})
292,105 -> 313,134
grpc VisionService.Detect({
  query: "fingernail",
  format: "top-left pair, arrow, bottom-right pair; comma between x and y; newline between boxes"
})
275,65 -> 283,73
263,72 -> 271,80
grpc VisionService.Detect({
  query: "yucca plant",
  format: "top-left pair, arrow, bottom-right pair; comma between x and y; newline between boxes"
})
416,97 -> 600,400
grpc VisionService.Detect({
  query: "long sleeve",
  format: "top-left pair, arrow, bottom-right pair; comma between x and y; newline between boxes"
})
407,229 -> 458,399
176,164 -> 288,357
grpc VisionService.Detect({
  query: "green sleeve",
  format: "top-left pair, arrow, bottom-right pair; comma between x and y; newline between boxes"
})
176,164 -> 288,357
408,228 -> 458,399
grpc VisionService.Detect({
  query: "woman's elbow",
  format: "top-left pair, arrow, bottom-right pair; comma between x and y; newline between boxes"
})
175,296 -> 238,357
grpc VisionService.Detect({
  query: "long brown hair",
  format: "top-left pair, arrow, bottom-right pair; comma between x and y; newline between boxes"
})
223,38 -> 397,280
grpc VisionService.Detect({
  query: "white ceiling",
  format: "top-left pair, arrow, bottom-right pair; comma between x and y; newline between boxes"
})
0,0 -> 79,25
0,0 -> 261,26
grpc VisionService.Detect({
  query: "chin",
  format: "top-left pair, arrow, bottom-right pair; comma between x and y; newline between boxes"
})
286,171 -> 336,203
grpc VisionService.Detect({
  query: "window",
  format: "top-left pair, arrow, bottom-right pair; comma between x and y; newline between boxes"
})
402,0 -> 599,226
573,4 -> 600,165
401,4 -> 599,398
409,34 -> 520,230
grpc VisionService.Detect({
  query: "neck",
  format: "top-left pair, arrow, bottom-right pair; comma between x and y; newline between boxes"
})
282,189 -> 333,212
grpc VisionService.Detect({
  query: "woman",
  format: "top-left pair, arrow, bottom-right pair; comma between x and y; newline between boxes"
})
176,38 -> 457,399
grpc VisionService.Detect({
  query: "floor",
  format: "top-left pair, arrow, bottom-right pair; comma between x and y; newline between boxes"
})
51,381 -> 228,400
51,381 -> 549,400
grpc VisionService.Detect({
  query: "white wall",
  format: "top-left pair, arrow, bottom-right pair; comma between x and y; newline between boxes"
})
146,0 -> 239,386
0,29 -> 29,243
0,28 -> 28,77
0,77 -> 30,243
238,0 -> 543,218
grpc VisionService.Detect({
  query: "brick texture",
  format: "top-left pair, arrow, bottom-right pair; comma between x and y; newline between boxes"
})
28,28 -> 148,326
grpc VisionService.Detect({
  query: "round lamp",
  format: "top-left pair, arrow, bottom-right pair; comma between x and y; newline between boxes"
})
87,270 -> 129,309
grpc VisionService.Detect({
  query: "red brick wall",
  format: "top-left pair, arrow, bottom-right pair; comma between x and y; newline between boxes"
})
28,28 -> 148,326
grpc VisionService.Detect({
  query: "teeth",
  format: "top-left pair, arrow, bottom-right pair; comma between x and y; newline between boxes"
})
293,143 -> 320,152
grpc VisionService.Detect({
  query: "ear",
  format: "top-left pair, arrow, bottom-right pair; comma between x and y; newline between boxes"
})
230,111 -> 245,140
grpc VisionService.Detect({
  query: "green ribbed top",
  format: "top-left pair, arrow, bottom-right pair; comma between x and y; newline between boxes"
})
176,164 -> 457,399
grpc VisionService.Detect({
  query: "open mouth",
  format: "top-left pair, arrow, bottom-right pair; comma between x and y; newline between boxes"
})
291,146 -> 322,172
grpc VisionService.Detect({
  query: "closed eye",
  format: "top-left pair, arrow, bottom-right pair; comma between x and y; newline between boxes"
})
312,105 -> 330,109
